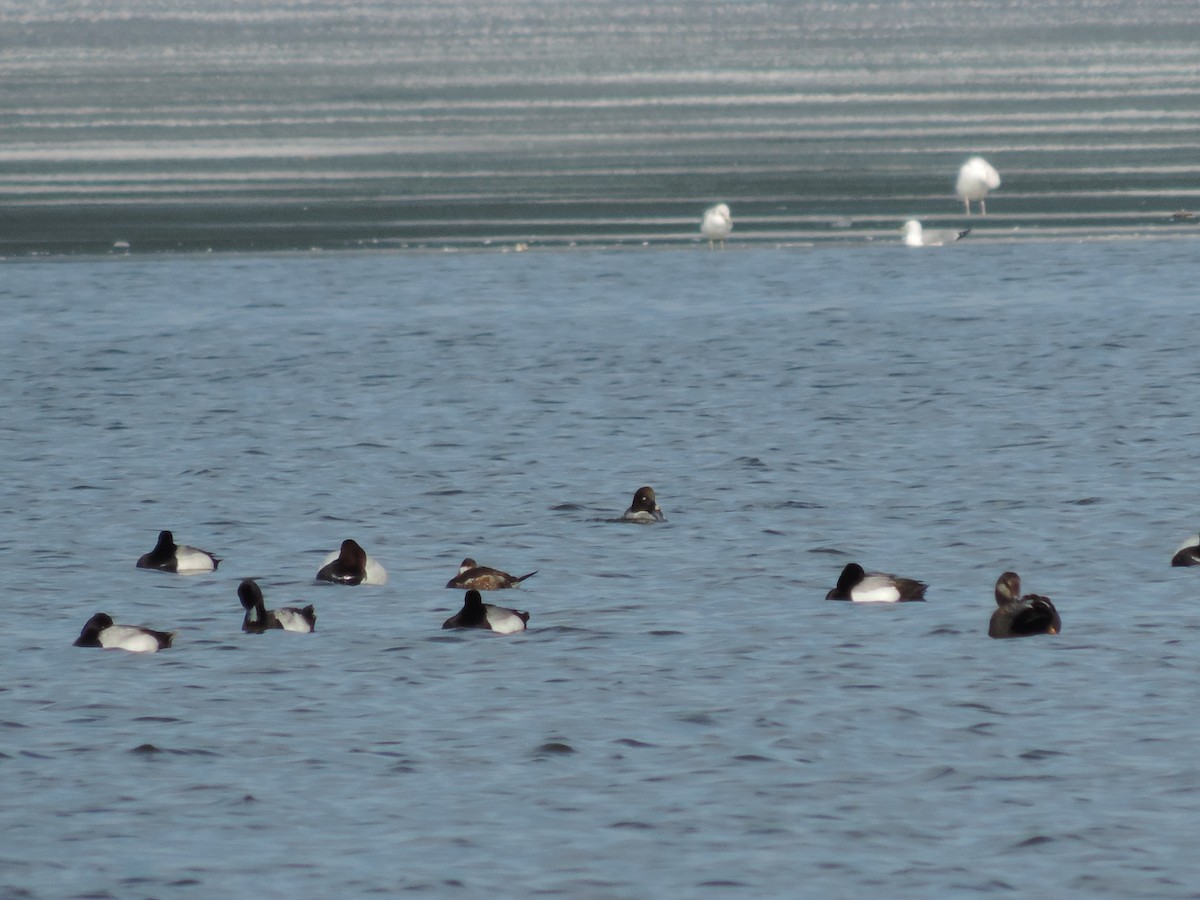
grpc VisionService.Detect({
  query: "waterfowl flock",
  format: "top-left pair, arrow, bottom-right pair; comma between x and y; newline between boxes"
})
80,481 -> 1199,653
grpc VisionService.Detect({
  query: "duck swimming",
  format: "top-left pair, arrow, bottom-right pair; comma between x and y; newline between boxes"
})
622,486 -> 665,523
1170,534 -> 1200,566
316,539 -> 388,585
136,530 -> 219,573
442,590 -> 529,634
988,571 -> 1061,638
238,579 -> 316,633
445,558 -> 538,590
825,562 -> 927,602
73,613 -> 175,653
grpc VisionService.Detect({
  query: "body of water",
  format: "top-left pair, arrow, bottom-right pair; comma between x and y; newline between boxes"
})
2,0 -> 1200,252
4,239 -> 1200,897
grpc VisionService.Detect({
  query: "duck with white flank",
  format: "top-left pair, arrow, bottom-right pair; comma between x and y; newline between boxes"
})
74,613 -> 175,653
316,539 -> 388,585
136,530 -> 219,573
622,486 -> 666,523
1170,533 -> 1200,566
238,579 -> 316,634
825,562 -> 928,602
442,590 -> 529,634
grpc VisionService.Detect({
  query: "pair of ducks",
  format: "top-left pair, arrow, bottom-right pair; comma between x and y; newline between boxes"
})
238,572 -> 535,635
235,572 -> 533,638
134,530 -> 392,585
74,580 -> 320,652
827,563 -> 1061,639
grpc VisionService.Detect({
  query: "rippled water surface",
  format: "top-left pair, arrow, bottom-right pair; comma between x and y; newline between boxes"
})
4,239 -> 1200,898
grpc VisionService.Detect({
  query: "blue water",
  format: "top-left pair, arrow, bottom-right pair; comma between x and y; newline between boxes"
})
4,239 -> 1200,897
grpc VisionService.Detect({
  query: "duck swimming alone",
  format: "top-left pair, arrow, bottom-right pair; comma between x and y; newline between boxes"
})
445,558 -> 538,590
988,571 -> 1061,638
622,486 -> 665,523
73,612 -> 175,653
238,579 -> 316,634
136,530 -> 219,573
442,590 -> 529,634
316,539 -> 388,585
825,562 -> 928,602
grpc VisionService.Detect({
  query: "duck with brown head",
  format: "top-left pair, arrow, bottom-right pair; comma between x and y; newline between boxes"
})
989,571 -> 1061,638
622,486 -> 665,523
316,539 -> 388,585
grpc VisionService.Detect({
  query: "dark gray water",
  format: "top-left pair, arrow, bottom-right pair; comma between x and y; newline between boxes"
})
3,0 -> 1200,253
4,240 -> 1200,897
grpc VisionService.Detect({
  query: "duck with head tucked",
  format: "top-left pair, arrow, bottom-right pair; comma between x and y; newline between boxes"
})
445,558 -> 538,590
238,579 -> 316,634
1170,533 -> 1200,566
136,530 -> 219,574
825,562 -> 927,603
988,571 -> 1061,638
74,612 -> 175,653
316,539 -> 388,585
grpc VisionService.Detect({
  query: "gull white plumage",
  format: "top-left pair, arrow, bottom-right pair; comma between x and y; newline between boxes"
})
700,203 -> 732,249
902,219 -> 970,248
956,157 -> 1000,215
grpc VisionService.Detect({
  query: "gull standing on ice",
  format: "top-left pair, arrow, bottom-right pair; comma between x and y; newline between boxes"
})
956,157 -> 1000,215
902,219 -> 970,247
700,203 -> 732,249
